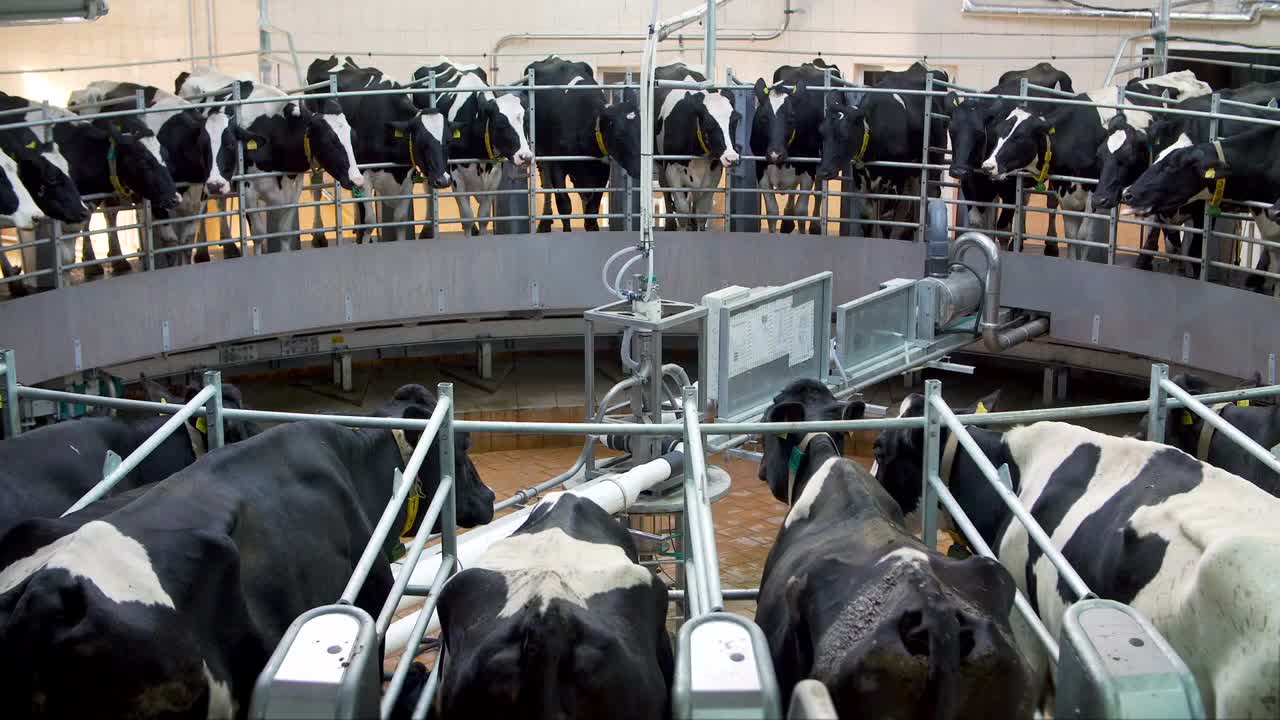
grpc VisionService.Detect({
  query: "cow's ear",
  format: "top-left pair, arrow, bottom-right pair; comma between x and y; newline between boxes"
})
945,91 -> 961,111
766,401 -> 806,426
234,127 -> 269,154
385,119 -> 412,142
753,78 -> 768,104
840,400 -> 866,421
1107,113 -> 1129,133
967,389 -> 1001,416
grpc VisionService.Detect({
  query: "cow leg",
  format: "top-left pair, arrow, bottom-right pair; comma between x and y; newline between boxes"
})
536,162 -> 559,233
0,247 -> 28,297
245,182 -> 272,253
1136,225 -> 1160,271
797,171 -> 819,235
473,166 -> 502,236
696,164 -> 725,232
760,173 -> 780,234
390,175 -> 415,242
550,164 -> 574,233
106,208 -> 134,275
574,162 -> 609,233
309,170 -> 328,248
452,165 -> 480,236
1043,192 -> 1060,256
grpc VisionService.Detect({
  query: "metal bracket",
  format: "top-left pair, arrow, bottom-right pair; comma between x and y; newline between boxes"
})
252,306 -> 262,335
436,288 -> 447,314
73,338 -> 82,371
1181,332 -> 1191,364
530,280 -> 540,308
1091,314 -> 1102,345
161,321 -> 171,354
102,450 -> 121,480
344,291 -> 353,323
672,613 -> 780,720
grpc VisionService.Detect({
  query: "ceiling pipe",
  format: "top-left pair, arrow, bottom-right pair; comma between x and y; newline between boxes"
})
961,0 -> 1279,23
487,0 -> 793,79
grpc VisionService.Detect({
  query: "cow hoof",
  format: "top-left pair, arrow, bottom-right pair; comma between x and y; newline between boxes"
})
6,280 -> 29,298
780,220 -> 796,234
808,223 -> 821,236
311,234 -> 328,249
1043,243 -> 1060,258
193,251 -> 211,264
1134,258 -> 1153,272
111,260 -> 133,275
470,226 -> 481,237
84,263 -> 105,280
664,220 -> 678,231
583,221 -> 600,232
536,221 -> 553,233
418,227 -> 435,240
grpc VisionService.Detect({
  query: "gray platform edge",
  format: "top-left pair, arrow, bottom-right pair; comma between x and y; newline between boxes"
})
1,232 -> 1274,385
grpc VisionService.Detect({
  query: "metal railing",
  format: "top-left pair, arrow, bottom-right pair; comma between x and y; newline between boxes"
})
6,55 -> 1280,297
6,344 -> 1280,717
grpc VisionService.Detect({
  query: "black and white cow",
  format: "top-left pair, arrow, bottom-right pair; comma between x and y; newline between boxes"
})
178,70 -> 363,253
754,380 -> 1034,717
751,60 -> 842,234
0,383 -> 259,539
875,395 -> 1280,719
1122,124 -> 1280,294
980,71 -> 1211,260
413,58 -> 534,236
305,56 -> 450,244
944,64 -> 1074,252
0,92 -> 89,230
1095,81 -> 1280,274
655,61 -> 740,231
0,150 -> 44,293
1134,374 -> 1280,498
524,56 -> 641,233
68,81 -> 225,267
436,492 -> 672,718
817,63 -> 949,240
0,384 -> 493,719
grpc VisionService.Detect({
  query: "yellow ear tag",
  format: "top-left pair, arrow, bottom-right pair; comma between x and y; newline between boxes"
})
1204,168 -> 1216,179
160,397 -> 167,404
24,141 -> 37,150
394,129 -> 405,138
246,139 -> 259,150
451,128 -> 462,139
1182,411 -> 1195,426
1236,399 -> 1250,408
975,401 -> 988,415
763,87 -> 770,95
1049,127 -> 1056,135
953,98 -> 960,107
196,416 -> 207,433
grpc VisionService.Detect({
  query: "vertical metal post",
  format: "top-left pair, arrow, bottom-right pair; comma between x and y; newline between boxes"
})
917,73 -> 934,242
142,200 -> 155,271
439,383 -> 458,565
1015,77 -> 1029,253
704,0 -> 717,82
1107,205 -> 1119,265
921,379 -> 942,548
1,349 -> 19,438
257,0 -> 273,84
1200,92 -> 1220,283
328,72 -> 343,247
52,220 -> 64,290
1148,363 -> 1169,444
584,319 -> 596,479
1154,0 -> 1171,76
233,81 -> 250,257
527,68 -> 538,235
428,71 -> 441,238
820,69 -> 832,236
624,69 -> 634,231
202,370 -> 224,450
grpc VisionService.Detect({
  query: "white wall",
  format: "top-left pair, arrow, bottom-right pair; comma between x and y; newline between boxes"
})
1,1 -> 1276,105
0,0 -> 258,106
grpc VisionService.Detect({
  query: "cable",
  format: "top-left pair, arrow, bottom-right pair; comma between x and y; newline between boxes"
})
938,261 -> 987,339
1166,36 -> 1280,51
1055,0 -> 1153,15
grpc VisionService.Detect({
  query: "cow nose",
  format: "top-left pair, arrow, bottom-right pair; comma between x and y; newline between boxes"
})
980,159 -> 997,176
768,151 -> 782,163
513,149 -> 533,166
206,181 -> 229,196
348,171 -> 365,188
721,151 -> 739,168
1121,188 -> 1135,205
950,166 -> 970,180
434,173 -> 451,188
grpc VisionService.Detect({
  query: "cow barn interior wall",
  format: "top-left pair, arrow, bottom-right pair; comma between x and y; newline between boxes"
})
3,0 -> 1278,107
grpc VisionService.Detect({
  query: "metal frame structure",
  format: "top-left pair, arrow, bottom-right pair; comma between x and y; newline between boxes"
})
3,345 -> 1275,717
5,46 -> 1280,297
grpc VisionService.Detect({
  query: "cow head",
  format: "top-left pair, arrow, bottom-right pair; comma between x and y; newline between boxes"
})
758,379 -> 865,504
377,384 -> 494,529
194,108 -> 240,196
1133,373 -> 1210,448
479,94 -> 533,167
1121,137 -> 1225,216
980,107 -> 1049,180
138,375 -> 263,449
300,100 -> 364,190
872,390 -> 1001,520
753,78 -> 799,165
93,118 -> 181,210
0,135 -> 88,224
816,100 -> 866,181
598,99 -> 641,179
689,90 -> 740,168
156,109 -> 213,186
1094,114 -> 1150,210
387,109 -> 452,189
1268,198 -> 1280,224
0,152 -> 44,229
946,95 -> 999,180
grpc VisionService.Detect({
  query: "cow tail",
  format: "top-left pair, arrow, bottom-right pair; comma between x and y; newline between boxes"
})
926,599 -> 963,720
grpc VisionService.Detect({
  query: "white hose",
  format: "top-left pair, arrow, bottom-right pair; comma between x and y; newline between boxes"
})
613,253 -> 644,298
602,245 -> 638,300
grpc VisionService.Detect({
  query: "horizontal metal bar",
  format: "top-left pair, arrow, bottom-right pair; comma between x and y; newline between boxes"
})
1162,379 -> 1280,477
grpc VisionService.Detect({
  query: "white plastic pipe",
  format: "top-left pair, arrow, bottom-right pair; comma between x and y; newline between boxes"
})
384,448 -> 684,657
